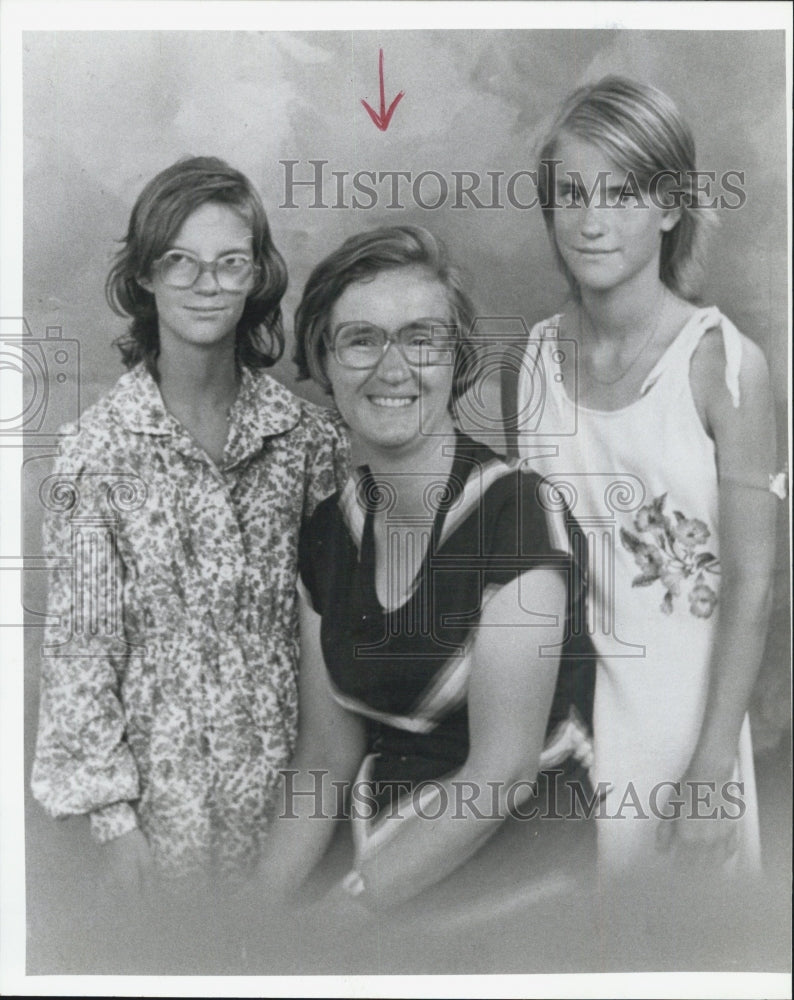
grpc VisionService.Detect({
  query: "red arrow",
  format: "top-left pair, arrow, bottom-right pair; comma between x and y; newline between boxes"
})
361,49 -> 404,132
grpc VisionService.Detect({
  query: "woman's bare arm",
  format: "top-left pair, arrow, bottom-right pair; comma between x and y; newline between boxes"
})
342,568 -> 567,909
667,329 -> 777,856
255,593 -> 366,900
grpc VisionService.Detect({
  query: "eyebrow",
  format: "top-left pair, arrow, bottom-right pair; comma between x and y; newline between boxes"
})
403,316 -> 454,326
332,316 -> 453,332
167,238 -> 254,254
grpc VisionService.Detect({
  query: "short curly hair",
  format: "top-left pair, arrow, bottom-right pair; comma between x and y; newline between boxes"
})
106,156 -> 288,372
294,225 -> 478,403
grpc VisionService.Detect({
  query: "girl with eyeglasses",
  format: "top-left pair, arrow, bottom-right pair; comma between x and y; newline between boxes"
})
31,157 -> 349,890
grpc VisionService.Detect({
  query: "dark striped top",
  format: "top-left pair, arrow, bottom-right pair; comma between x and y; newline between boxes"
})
299,432 -> 595,808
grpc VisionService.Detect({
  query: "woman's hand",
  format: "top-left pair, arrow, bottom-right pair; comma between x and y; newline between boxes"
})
676,327 -> 777,873
342,567 -> 568,907
655,770 -> 741,867
100,827 -> 154,897
241,595 -> 366,907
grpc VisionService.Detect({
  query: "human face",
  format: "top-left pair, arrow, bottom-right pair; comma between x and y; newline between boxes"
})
550,131 -> 680,296
138,201 -> 255,356
325,267 -> 456,455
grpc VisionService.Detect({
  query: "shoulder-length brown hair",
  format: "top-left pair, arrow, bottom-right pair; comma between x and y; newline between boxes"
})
106,156 -> 288,373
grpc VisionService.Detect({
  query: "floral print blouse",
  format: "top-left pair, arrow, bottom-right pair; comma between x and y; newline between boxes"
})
31,363 -> 349,882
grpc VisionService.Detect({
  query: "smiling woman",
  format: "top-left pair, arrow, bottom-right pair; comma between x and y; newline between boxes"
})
252,226 -> 597,913
325,266 -> 456,452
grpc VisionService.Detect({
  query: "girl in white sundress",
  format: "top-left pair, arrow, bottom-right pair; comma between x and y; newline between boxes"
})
504,77 -> 781,874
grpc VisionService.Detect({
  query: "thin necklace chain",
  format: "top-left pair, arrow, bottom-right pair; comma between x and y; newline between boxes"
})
579,287 -> 669,387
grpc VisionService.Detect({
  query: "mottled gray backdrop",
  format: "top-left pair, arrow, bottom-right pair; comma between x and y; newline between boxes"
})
21,29 -> 790,974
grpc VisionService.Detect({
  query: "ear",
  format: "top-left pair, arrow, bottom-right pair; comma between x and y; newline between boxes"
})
660,205 -> 682,233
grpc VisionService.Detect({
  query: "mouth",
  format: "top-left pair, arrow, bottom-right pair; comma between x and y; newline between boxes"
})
368,395 -> 417,409
185,306 -> 227,314
573,247 -> 616,257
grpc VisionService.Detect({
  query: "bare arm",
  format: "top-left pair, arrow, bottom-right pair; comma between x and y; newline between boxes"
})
669,330 -> 777,851
344,568 -> 567,909
255,591 -> 366,901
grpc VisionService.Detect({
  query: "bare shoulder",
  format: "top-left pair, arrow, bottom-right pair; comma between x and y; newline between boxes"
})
690,319 -> 772,422
691,322 -> 768,377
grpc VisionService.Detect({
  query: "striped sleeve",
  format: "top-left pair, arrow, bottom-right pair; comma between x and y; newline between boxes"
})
482,469 -> 573,589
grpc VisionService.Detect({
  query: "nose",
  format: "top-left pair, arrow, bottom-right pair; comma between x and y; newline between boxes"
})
373,340 -> 413,383
192,261 -> 222,294
579,202 -> 606,238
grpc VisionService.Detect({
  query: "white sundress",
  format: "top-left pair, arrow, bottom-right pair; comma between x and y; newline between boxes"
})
516,306 -> 761,873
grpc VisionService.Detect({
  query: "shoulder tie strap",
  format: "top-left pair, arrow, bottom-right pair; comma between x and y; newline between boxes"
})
640,306 -> 743,408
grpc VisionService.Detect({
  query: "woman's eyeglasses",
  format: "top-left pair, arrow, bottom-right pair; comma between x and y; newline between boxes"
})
331,321 -> 457,370
150,250 -> 259,291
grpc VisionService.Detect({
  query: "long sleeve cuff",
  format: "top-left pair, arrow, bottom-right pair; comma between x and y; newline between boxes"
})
90,801 -> 139,844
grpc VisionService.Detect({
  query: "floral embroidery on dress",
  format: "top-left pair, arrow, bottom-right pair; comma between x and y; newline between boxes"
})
31,362 -> 350,883
619,493 -> 720,618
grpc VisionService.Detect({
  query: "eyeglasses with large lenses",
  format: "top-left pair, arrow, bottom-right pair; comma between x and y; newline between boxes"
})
152,250 -> 258,290
332,321 -> 457,369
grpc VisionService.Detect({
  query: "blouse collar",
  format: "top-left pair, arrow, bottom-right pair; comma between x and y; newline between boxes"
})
109,363 -> 302,466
